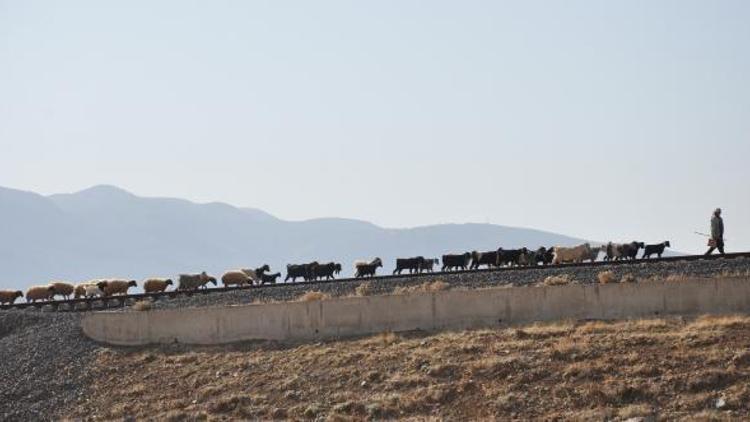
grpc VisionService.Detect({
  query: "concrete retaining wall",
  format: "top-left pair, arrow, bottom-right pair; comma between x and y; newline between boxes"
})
82,277 -> 750,346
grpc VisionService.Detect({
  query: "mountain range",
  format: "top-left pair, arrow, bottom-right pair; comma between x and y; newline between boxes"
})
0,185 -> 589,291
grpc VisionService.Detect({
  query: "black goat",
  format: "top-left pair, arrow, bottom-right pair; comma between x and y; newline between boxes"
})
519,248 -> 539,266
497,248 -> 526,267
419,258 -> 439,273
260,272 -> 281,284
620,242 -> 645,260
394,257 -> 425,275
470,250 -> 499,269
442,253 -> 471,271
285,262 -> 317,282
254,264 -> 270,278
642,241 -> 671,259
313,262 -> 342,280
355,258 -> 382,278
538,247 -> 554,265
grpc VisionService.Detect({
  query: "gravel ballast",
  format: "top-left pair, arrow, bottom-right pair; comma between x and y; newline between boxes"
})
0,312 -> 96,420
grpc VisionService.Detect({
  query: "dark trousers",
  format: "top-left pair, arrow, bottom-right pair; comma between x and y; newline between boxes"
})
705,238 -> 725,255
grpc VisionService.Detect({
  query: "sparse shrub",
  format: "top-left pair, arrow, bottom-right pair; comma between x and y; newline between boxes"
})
365,402 -> 384,418
666,273 -> 688,282
355,282 -> 374,296
620,273 -> 637,283
602,383 -> 653,405
366,331 -> 398,346
164,410 -> 208,422
207,394 -> 254,413
303,402 -> 324,418
718,269 -> 750,278
731,350 -> 750,368
686,369 -> 737,393
427,280 -> 449,291
394,280 -> 449,295
549,336 -> 580,360
332,401 -> 366,415
543,275 -> 571,286
493,392 -> 518,412
514,329 -> 529,339
562,361 -> 605,381
132,300 -> 152,311
298,291 -> 330,302
617,404 -> 653,419
597,270 -> 615,284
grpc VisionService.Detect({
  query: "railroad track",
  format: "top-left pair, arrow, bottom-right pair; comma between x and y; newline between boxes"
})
2,251 -> 749,312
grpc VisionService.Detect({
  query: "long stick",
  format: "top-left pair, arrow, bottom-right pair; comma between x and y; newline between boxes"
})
695,231 -> 727,241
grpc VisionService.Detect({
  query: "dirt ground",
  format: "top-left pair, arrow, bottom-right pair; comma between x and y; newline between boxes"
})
68,315 -> 750,421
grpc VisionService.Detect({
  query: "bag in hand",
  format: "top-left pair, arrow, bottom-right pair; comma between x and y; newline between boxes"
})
707,239 -> 717,247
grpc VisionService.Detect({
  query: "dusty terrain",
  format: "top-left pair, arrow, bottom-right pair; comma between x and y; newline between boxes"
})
68,314 -> 750,421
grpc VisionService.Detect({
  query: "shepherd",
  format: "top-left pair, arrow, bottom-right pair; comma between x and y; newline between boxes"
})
705,208 -> 725,255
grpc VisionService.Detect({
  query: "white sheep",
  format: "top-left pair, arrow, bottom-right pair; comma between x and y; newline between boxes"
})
74,281 -> 103,298
552,243 -> 592,265
84,284 -> 104,298
222,271 -> 253,287
177,272 -> 217,290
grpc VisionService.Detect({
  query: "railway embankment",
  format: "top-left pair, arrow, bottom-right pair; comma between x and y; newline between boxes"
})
146,255 -> 750,310
83,276 -> 750,346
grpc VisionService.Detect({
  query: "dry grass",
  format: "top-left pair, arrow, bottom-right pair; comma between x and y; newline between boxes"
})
393,280 -> 449,295
618,403 -> 654,419
132,300 -> 152,311
687,314 -> 748,330
543,274 -> 573,286
620,273 -> 637,283
70,314 -> 750,421
718,269 -> 750,278
597,270 -> 616,284
354,282 -> 374,296
297,291 -> 330,302
666,273 -> 689,282
364,331 -> 399,346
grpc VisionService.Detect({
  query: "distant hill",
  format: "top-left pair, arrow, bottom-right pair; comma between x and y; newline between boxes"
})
0,185 -> 589,290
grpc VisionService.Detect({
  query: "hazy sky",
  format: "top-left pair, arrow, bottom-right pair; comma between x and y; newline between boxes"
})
1,1 -> 749,253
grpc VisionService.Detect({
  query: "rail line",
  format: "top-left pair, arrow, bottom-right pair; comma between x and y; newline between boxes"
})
2,251 -> 749,312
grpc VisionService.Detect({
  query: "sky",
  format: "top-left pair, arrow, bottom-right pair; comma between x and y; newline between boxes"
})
1,0 -> 749,253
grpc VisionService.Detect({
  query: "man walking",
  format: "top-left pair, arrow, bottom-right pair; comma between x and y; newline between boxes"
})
705,208 -> 725,255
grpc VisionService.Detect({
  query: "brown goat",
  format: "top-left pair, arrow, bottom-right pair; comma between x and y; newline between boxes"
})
97,279 -> 137,296
49,282 -> 75,300
143,278 -> 173,293
26,285 -> 55,303
0,290 -> 23,305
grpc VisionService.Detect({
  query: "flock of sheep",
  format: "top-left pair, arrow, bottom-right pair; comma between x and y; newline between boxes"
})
0,241 -> 671,305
